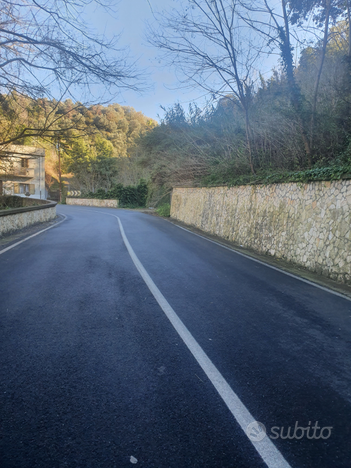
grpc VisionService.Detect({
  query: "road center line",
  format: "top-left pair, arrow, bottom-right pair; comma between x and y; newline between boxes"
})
114,214 -> 291,468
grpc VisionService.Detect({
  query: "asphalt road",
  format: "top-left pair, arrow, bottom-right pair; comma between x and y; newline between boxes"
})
1,205 -> 351,468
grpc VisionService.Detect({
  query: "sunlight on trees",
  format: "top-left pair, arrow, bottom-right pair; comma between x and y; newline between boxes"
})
0,0 -> 145,151
1,0 -> 351,201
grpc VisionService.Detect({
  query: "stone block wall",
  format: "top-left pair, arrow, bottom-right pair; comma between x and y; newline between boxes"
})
0,206 -> 56,236
171,181 -> 351,284
66,198 -> 118,208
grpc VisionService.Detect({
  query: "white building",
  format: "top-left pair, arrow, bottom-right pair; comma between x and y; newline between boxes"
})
0,145 -> 46,199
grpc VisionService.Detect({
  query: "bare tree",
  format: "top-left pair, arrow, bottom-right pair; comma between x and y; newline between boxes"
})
309,0 -> 332,151
240,0 -> 347,165
148,0 -> 266,174
0,0 -> 144,153
288,0 -> 344,153
239,0 -> 314,164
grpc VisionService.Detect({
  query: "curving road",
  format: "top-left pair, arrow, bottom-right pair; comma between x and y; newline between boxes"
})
1,205 -> 351,468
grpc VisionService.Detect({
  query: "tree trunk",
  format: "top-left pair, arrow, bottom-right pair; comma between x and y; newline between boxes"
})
310,0 -> 331,151
244,107 -> 255,175
347,0 -> 351,57
281,0 -> 312,166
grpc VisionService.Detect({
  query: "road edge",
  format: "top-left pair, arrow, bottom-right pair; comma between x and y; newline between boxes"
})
0,214 -> 67,255
152,214 -> 351,301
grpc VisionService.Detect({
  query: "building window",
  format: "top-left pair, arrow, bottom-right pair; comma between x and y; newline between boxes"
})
21,158 -> 29,168
14,183 -> 35,195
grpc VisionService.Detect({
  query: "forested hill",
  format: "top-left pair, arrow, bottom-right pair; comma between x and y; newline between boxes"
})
56,100 -> 157,157
0,94 -> 157,194
0,94 -> 157,157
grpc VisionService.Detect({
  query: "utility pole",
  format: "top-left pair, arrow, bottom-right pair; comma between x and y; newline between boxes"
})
57,137 -> 62,203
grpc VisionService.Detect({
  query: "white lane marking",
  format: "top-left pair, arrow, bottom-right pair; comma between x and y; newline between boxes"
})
0,214 -> 67,256
169,222 -> 351,302
115,215 -> 291,468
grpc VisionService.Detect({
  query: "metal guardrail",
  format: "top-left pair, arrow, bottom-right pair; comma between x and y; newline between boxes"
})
0,200 -> 57,217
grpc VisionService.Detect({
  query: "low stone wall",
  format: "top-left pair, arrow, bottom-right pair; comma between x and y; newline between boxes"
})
171,181 -> 351,284
0,195 -> 49,209
0,199 -> 57,236
66,198 -> 118,208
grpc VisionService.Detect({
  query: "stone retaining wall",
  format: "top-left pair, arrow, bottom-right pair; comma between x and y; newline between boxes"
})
66,198 -> 118,208
171,181 -> 351,284
0,200 -> 57,236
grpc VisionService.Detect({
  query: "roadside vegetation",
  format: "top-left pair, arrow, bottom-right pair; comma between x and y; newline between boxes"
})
0,95 -> 156,204
132,19 -> 351,202
1,1 -> 351,210
156,204 -> 171,217
78,180 -> 149,208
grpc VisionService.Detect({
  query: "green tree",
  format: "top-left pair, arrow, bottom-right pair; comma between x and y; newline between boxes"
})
0,0 -> 143,152
64,137 -> 118,193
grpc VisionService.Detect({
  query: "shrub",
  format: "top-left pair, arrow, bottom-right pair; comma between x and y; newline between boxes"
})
80,180 -> 149,208
156,203 -> 171,217
202,164 -> 351,187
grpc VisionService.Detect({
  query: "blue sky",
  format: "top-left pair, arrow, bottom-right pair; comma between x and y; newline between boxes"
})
83,0 -> 208,121
81,0 -> 312,122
